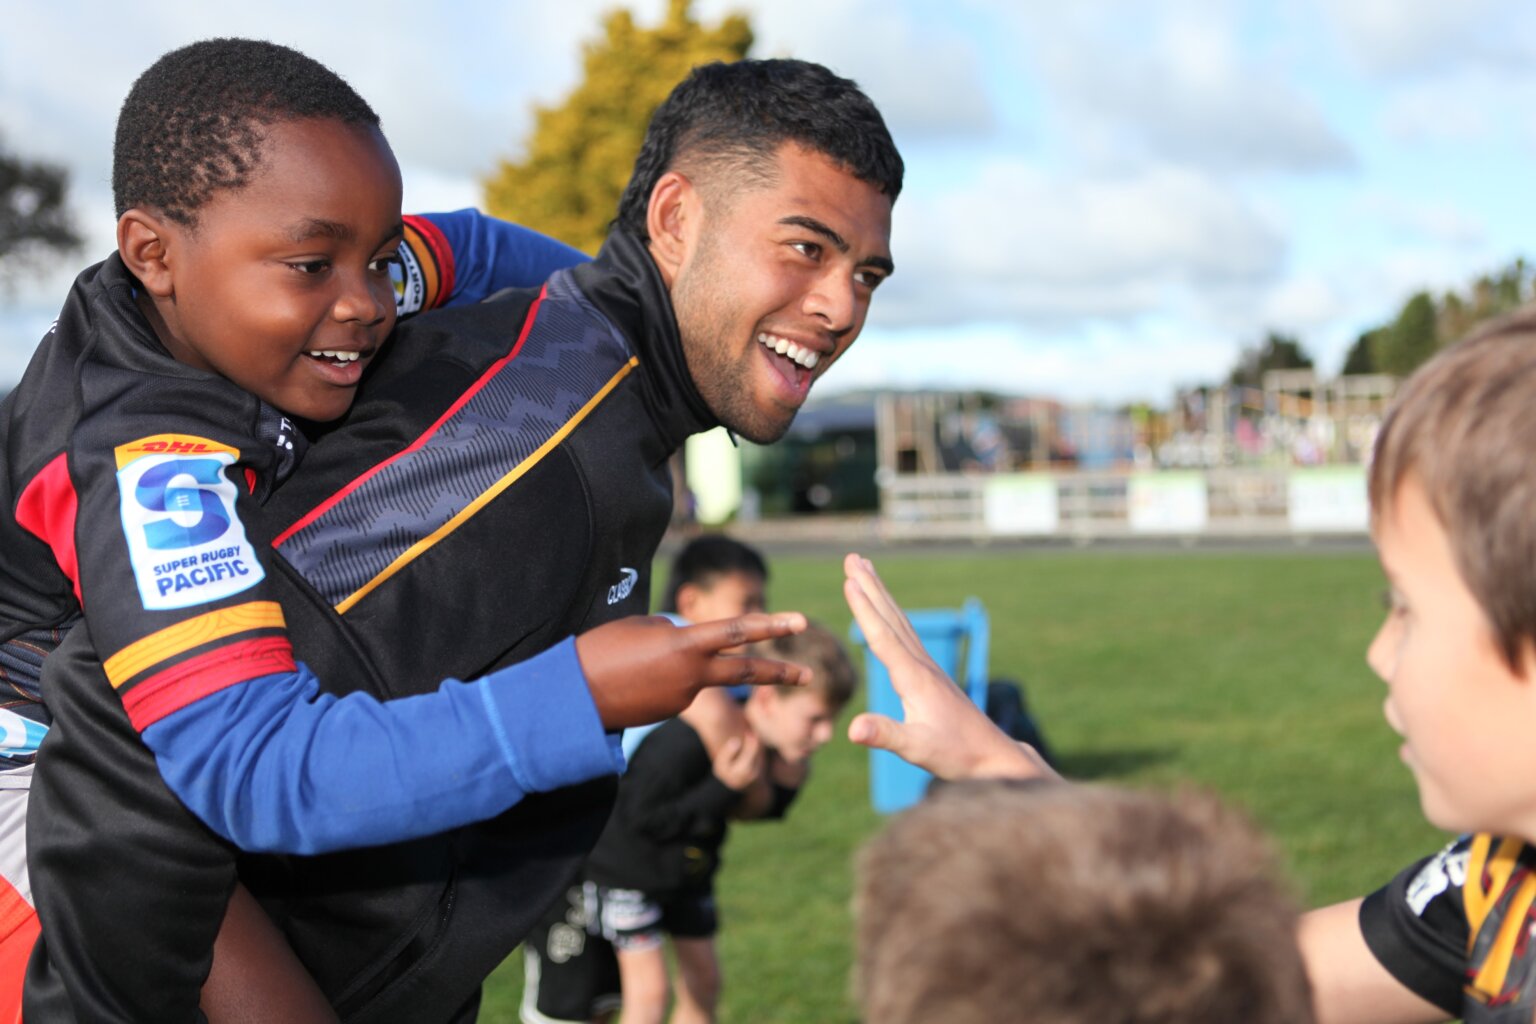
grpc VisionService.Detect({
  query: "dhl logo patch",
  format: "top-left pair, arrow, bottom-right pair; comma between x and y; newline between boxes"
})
114,434 -> 240,470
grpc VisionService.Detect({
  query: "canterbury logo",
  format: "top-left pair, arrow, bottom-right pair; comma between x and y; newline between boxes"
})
607,567 -> 639,605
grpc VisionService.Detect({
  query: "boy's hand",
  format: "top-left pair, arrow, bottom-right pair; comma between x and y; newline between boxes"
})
712,732 -> 765,792
841,554 -> 1057,782
577,613 -> 810,730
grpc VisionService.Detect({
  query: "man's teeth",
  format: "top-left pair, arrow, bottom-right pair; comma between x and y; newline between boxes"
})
757,333 -> 819,370
308,350 -> 361,362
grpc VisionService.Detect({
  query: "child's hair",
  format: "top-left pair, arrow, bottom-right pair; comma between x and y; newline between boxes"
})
749,621 -> 857,707
113,38 -> 381,226
660,534 -> 768,613
614,58 -> 903,241
1368,307 -> 1536,670
855,781 -> 1313,1024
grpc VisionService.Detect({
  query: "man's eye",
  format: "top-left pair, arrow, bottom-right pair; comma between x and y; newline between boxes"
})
855,269 -> 885,290
791,241 -> 821,259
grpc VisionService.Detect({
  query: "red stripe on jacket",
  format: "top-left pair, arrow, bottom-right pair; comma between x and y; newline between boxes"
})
15,452 -> 82,604
122,636 -> 297,732
273,284 -> 547,548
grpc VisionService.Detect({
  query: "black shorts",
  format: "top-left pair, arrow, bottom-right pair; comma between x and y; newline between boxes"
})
520,884 -> 718,1023
521,885 -> 621,1024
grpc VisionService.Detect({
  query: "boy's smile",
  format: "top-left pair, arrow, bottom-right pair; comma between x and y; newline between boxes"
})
128,118 -> 403,423
1369,474 -> 1536,837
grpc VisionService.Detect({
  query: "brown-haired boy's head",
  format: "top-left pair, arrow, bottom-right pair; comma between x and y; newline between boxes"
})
1369,310 -> 1536,672
1366,313 -> 1536,835
855,781 -> 1313,1024
744,621 -> 857,763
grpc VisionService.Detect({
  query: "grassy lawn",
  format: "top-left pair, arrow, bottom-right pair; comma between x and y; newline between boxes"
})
479,547 -> 1445,1023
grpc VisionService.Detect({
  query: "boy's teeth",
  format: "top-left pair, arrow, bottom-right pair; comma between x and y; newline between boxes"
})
757,333 -> 819,370
309,349 -> 361,362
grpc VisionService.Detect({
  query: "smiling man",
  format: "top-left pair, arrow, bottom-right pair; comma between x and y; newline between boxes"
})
26,57 -> 902,1023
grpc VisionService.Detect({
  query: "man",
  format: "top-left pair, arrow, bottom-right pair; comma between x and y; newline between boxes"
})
26,58 -> 900,1022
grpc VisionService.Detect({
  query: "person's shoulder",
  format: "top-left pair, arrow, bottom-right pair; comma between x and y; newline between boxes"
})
633,716 -> 708,768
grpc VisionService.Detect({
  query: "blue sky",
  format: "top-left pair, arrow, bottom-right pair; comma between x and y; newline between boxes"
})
4,0 -> 1536,404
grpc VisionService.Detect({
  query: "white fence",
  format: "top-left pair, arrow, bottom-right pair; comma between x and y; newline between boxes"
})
879,467 -> 1369,541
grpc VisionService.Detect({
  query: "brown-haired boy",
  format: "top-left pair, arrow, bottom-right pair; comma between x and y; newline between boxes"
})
856,780 -> 1315,1024
523,622 -> 857,1024
1296,310 -> 1536,1023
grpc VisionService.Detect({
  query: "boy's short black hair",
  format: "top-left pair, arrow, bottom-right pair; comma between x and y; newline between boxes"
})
615,58 -> 903,240
662,534 -> 768,613
113,38 -> 381,226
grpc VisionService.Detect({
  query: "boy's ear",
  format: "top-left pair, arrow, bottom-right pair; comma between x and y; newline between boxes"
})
674,582 -> 704,621
117,209 -> 176,298
645,170 -> 699,287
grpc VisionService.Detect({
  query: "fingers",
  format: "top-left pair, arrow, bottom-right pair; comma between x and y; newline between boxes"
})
706,654 -> 812,690
682,612 -> 807,655
847,712 -> 905,756
843,554 -> 922,652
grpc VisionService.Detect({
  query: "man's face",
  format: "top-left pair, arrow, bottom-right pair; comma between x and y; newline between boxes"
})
1368,474 -> 1536,835
147,118 -> 404,422
670,143 -> 894,444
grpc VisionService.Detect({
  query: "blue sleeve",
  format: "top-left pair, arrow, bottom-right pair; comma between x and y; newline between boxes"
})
139,638 -> 624,855
395,209 -> 588,316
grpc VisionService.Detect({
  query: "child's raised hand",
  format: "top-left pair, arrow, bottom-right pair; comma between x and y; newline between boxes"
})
576,613 -> 810,730
841,554 -> 1056,782
711,732 -> 765,792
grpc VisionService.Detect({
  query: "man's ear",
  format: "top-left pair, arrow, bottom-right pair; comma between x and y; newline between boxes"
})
117,209 -> 176,298
645,170 -> 699,286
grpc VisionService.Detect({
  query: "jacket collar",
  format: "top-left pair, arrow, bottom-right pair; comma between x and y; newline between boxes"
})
573,230 -> 718,454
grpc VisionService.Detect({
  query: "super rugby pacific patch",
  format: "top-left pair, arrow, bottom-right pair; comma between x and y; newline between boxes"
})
114,435 -> 265,611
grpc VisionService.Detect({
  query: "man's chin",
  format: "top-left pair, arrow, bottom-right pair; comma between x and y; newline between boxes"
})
721,408 -> 796,445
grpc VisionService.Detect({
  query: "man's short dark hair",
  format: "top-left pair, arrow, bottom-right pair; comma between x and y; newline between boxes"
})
113,38 -> 381,226
661,534 -> 768,613
856,781 -> 1314,1024
615,58 -> 903,240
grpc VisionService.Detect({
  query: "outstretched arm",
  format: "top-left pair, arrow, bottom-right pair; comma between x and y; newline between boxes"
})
144,612 -> 808,855
841,554 -> 1055,782
1299,900 -> 1448,1024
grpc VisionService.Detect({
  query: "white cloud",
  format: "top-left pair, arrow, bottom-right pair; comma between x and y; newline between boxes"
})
724,0 -> 994,139
1320,0 -> 1533,77
995,1 -> 1352,172
873,158 -> 1287,329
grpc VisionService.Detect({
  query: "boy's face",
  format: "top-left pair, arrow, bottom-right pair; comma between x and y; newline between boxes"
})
146,118 -> 403,422
670,143 -> 893,444
1369,474 -> 1536,835
676,570 -> 767,624
751,688 -> 839,763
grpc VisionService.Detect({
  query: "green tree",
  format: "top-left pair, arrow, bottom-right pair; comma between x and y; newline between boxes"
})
484,0 -> 752,255
0,135 -> 81,281
1341,328 -> 1381,375
1371,291 -> 1439,377
1227,331 -> 1314,389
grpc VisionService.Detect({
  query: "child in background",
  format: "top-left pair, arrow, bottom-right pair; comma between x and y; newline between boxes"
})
856,780 -> 1314,1024
622,535 -> 769,759
523,622 -> 857,1024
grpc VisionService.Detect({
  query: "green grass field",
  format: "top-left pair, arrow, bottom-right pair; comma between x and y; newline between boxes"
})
478,548 -> 1446,1023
